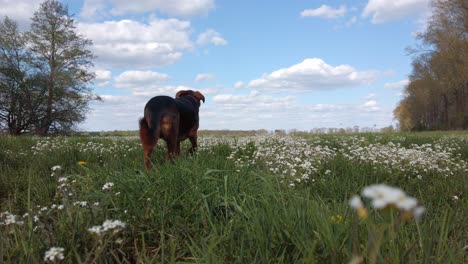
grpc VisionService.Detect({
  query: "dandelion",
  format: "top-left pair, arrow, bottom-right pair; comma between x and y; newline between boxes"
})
44,247 -> 64,262
329,214 -> 343,223
78,161 -> 87,165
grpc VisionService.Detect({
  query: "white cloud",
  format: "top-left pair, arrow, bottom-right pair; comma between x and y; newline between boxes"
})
301,5 -> 347,19
0,0 -> 43,29
81,0 -> 215,19
195,73 -> 214,82
213,91 -> 296,111
197,29 -> 228,46
234,81 -> 245,89
384,79 -> 409,90
361,100 -> 380,111
77,17 -> 192,68
115,70 -> 170,89
94,70 -> 113,87
362,0 -> 431,24
248,58 -> 378,93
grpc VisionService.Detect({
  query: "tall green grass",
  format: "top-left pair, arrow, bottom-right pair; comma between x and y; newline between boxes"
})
0,133 -> 467,263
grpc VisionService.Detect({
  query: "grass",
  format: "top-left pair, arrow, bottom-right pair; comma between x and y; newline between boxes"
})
0,132 -> 467,263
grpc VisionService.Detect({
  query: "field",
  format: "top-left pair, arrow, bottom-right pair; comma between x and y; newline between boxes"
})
1,132 -> 467,263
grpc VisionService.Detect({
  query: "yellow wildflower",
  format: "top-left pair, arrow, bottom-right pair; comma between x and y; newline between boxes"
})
78,161 -> 87,165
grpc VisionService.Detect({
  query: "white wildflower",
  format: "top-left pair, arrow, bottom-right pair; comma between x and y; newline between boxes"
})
44,247 -> 64,262
102,182 -> 114,191
51,165 -> 62,172
349,195 -> 364,209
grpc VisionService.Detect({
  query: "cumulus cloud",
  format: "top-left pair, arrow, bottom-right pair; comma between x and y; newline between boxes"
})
361,100 -> 380,111
77,17 -> 192,68
81,0 -> 215,18
115,70 -> 170,89
195,73 -> 214,82
213,91 -> 296,111
197,29 -> 228,46
0,0 -> 43,29
384,79 -> 409,90
301,5 -> 347,19
362,0 -> 431,24
94,70 -> 113,87
247,58 -> 378,93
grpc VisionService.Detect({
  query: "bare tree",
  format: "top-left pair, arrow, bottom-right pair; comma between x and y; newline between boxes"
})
395,0 -> 468,131
0,17 -> 45,134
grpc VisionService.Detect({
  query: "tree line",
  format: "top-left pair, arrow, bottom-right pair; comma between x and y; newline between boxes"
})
394,0 -> 468,131
0,0 -> 97,135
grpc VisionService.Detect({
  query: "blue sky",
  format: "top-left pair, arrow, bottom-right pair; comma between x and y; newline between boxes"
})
1,0 -> 432,131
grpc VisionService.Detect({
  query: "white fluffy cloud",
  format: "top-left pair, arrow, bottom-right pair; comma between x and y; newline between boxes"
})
77,18 -> 192,68
384,79 -> 409,90
94,70 -> 113,87
195,73 -> 214,82
81,0 -> 215,18
197,29 -> 228,46
213,91 -> 296,111
301,5 -> 347,19
361,100 -> 380,111
362,0 -> 431,24
0,0 -> 43,29
115,70 -> 170,89
248,58 -> 378,92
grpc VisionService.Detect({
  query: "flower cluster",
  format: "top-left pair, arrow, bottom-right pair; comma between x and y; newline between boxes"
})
44,247 -> 64,262
340,139 -> 467,179
0,211 -> 24,226
349,184 -> 425,221
88,219 -> 126,235
102,182 -> 114,191
227,135 -> 336,186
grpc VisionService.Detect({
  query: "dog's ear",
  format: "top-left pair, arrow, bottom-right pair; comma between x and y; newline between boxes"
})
194,91 -> 205,103
176,90 -> 189,98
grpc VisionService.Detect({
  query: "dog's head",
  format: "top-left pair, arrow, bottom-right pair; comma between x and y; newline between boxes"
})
176,90 -> 205,107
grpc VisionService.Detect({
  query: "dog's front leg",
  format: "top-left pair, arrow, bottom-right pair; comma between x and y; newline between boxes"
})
189,134 -> 198,155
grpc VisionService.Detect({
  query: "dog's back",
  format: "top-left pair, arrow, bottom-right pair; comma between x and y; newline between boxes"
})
139,96 -> 179,146
139,90 -> 205,169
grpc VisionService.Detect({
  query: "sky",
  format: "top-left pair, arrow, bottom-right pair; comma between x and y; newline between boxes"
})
0,0 -> 433,131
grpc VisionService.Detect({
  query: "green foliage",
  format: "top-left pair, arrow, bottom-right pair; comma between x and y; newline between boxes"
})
0,0 -> 97,135
0,132 -> 467,263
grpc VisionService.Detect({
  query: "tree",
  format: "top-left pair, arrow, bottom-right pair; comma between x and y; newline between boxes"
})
0,17 -> 44,134
395,0 -> 468,130
28,0 -> 96,135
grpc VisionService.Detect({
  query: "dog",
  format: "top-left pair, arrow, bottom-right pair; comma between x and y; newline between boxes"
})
139,90 -> 205,169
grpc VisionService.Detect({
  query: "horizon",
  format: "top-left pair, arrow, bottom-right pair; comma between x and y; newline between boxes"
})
0,0 -> 432,131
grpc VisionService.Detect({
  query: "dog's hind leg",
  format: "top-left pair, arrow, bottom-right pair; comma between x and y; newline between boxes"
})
139,118 -> 158,170
160,114 -> 179,161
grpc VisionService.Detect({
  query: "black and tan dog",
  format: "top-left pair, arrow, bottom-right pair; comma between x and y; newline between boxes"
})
139,90 -> 205,169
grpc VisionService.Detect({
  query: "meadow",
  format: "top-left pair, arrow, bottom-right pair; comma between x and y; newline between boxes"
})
0,132 -> 467,263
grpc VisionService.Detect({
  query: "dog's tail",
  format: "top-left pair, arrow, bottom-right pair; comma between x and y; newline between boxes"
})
139,117 -> 156,147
